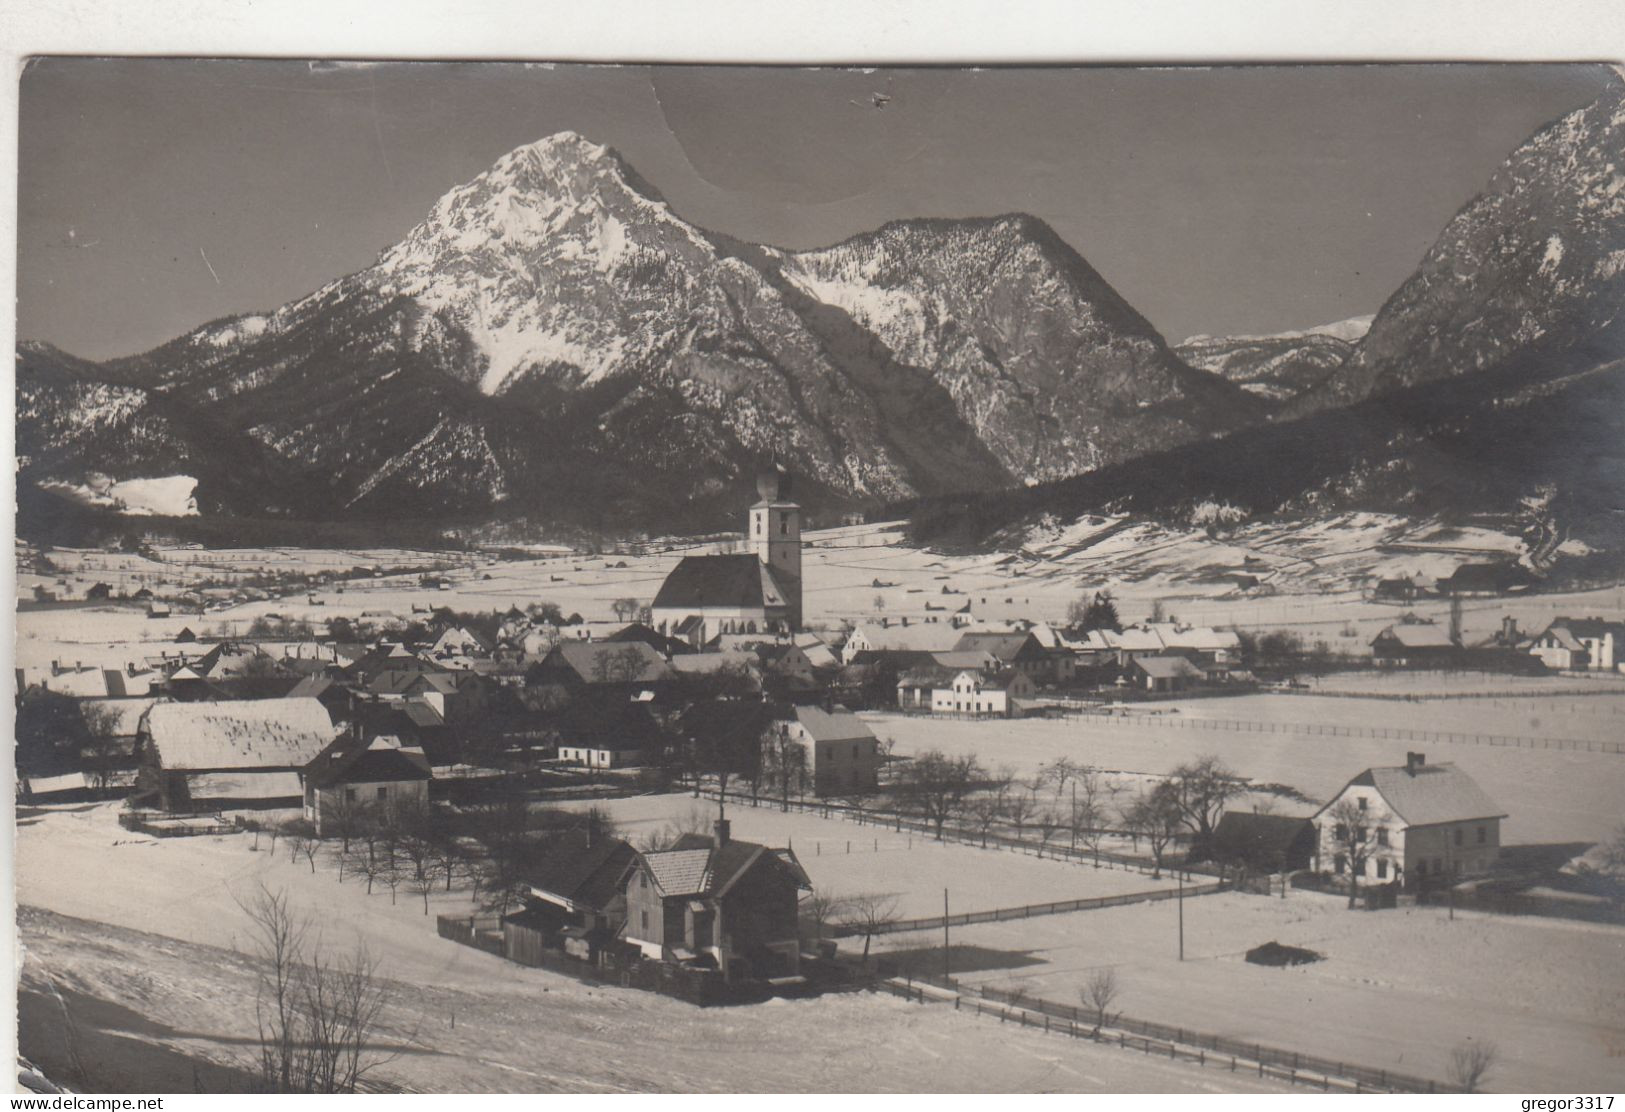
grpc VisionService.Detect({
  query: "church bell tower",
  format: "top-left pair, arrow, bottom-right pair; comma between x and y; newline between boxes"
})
749,464 -> 802,628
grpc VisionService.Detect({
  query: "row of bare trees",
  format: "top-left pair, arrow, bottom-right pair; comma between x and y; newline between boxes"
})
882,749 -> 1247,878
247,792 -> 619,918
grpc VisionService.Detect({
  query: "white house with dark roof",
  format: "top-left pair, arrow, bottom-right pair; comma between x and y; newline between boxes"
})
650,467 -> 802,646
1527,617 -> 1625,672
1311,753 -> 1507,888
775,705 -> 881,796
929,668 -> 1036,717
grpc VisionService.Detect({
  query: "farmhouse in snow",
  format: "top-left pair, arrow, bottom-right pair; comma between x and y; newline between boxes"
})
135,696 -> 342,811
773,705 -> 882,796
651,467 -> 803,646
1370,624 -> 1458,667
302,734 -> 432,834
1527,617 -> 1625,673
623,819 -> 810,982
1312,753 -> 1506,889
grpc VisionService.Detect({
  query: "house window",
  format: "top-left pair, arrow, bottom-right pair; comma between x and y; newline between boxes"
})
1357,797 -> 1367,812
641,910 -> 649,931
1416,859 -> 1426,877
345,788 -> 357,803
1453,828 -> 1463,847
1333,854 -> 1346,874
1477,826 -> 1486,844
1376,827 -> 1388,847
640,873 -> 648,889
376,786 -> 388,801
780,516 -> 788,535
1376,859 -> 1388,880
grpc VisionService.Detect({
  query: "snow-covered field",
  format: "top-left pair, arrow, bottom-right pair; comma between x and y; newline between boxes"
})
863,710 -> 1625,845
560,793 -> 1177,918
875,889 -> 1625,1093
14,804 -> 1284,1093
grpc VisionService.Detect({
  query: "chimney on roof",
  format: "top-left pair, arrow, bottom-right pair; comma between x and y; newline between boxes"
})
1502,615 -> 1518,644
1405,751 -> 1426,775
714,817 -> 731,848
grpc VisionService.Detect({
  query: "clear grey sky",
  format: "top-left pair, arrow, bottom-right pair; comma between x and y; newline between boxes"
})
17,60 -> 1613,361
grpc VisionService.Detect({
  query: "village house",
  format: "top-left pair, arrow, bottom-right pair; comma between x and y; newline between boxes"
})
553,695 -> 663,770
1130,653 -> 1207,693
530,640 -> 672,695
953,630 -> 1072,685
1370,623 -> 1459,667
1435,562 -> 1537,597
426,624 -> 492,660
622,819 -> 811,983
1527,616 -> 1625,673
774,705 -> 882,796
1372,575 -> 1421,602
929,668 -> 1036,717
650,467 -> 802,645
1209,811 -> 1317,874
1311,753 -> 1506,890
301,734 -> 432,834
135,696 -> 342,811
505,835 -> 639,965
841,621 -> 962,664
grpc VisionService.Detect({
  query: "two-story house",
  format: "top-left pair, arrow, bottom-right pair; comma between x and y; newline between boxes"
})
775,705 -> 881,796
1311,753 -> 1506,890
622,820 -> 810,983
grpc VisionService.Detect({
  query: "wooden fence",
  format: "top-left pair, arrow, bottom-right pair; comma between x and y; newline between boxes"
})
846,881 -> 1225,937
118,809 -> 236,837
1080,709 -> 1623,754
700,789 -> 1207,878
883,975 -> 1444,1094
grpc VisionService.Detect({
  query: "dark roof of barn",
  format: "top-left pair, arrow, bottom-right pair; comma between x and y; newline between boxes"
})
522,836 -> 638,912
1212,812 -> 1314,859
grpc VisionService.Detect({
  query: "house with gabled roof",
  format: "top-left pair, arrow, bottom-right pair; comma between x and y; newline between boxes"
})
774,705 -> 881,796
136,697 -> 342,810
532,640 -> 673,694
622,818 -> 810,982
1311,753 -> 1507,889
301,734 -> 432,833
1527,616 -> 1625,673
929,668 -> 1035,718
1130,653 -> 1207,693
1370,623 -> 1458,667
953,630 -> 1069,683
842,621 -> 962,663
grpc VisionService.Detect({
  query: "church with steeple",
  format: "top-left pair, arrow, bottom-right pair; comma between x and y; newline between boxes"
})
649,465 -> 804,646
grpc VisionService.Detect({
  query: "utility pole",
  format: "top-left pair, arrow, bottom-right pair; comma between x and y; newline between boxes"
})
943,888 -> 951,981
1177,868 -> 1185,961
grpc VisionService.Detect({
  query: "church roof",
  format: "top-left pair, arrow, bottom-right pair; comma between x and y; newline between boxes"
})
652,554 -> 792,612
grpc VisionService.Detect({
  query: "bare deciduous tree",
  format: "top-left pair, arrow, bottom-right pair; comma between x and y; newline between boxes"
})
1325,797 -> 1376,909
1081,967 -> 1120,1028
78,702 -> 124,798
1122,783 -> 1182,878
894,750 -> 982,841
237,885 -> 396,1092
838,892 -> 902,962
1449,1039 -> 1498,1092
1163,756 -> 1245,856
800,889 -> 845,946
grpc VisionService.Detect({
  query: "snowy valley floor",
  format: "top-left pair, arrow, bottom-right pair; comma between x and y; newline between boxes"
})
17,802 -> 1625,1093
